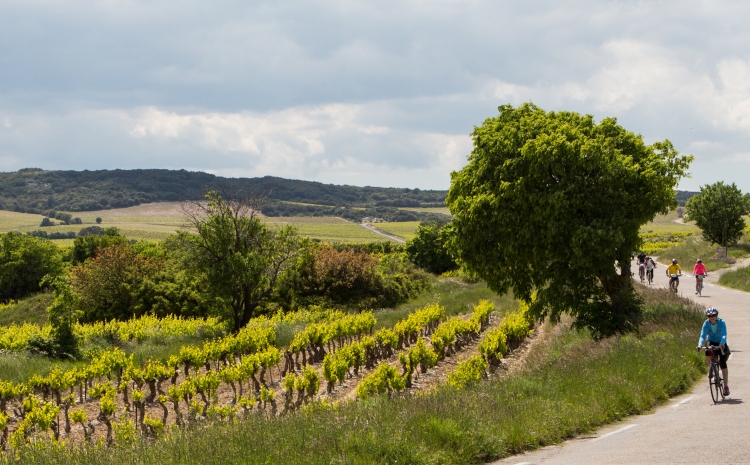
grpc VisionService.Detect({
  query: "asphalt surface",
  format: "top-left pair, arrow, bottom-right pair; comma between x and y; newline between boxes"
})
492,258 -> 750,465
358,222 -> 405,243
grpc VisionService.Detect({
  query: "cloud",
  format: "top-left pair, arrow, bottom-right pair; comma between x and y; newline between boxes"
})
2,1 -> 750,192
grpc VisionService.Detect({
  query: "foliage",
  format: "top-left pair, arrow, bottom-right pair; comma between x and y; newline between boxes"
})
446,355 -> 487,388
685,181 -> 750,248
69,227 -> 128,264
3,290 -> 702,464
177,190 -> 305,331
405,221 -> 458,274
355,362 -> 406,399
278,244 -> 429,310
69,243 -> 161,322
447,102 -> 692,339
0,232 -> 63,303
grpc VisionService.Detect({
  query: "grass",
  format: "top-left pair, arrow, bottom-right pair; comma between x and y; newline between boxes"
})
373,278 -> 517,330
718,265 -> 750,292
0,293 -> 53,326
638,212 -> 700,255
372,221 -> 421,242
265,218 -> 388,243
399,206 -> 451,216
657,236 -> 750,271
8,287 -> 703,464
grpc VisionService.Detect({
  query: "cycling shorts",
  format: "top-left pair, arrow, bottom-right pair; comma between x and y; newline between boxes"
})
706,342 -> 730,369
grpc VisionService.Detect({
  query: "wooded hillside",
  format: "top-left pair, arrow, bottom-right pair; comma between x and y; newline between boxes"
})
0,168 -> 448,222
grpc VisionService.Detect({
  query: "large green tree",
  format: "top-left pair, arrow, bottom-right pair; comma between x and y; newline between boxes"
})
685,181 -> 750,248
447,103 -> 692,338
405,221 -> 458,274
177,190 -> 305,332
0,232 -> 63,302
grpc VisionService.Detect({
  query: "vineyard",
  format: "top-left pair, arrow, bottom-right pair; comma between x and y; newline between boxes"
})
0,298 -> 533,451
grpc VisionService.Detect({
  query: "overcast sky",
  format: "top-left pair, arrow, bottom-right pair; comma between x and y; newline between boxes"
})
1,1 -> 749,191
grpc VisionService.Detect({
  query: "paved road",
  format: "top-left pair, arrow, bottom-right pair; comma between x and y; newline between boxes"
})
359,222 -> 405,243
492,259 -> 750,465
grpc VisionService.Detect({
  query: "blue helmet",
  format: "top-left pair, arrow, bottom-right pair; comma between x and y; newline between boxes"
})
705,307 -> 718,317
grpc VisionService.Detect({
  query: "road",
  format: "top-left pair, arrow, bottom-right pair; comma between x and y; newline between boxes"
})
492,258 -> 750,465
359,222 -> 405,243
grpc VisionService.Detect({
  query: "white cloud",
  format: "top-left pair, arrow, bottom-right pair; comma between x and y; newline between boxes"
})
3,1 -> 750,192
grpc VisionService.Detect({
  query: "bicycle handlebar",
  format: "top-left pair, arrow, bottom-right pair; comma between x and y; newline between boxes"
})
697,345 -> 725,356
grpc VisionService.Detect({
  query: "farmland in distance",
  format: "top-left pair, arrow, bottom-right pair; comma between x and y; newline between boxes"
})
0,203 -> 391,244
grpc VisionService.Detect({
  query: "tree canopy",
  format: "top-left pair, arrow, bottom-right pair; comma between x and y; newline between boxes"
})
0,232 -> 63,302
405,221 -> 458,275
177,190 -> 305,332
447,103 -> 692,338
685,181 -> 750,248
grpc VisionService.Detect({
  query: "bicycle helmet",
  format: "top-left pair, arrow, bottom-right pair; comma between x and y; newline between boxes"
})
705,307 -> 719,317
697,258 -> 702,263
672,258 -> 678,264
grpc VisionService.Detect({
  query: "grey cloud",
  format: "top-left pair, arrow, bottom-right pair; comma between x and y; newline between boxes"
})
2,1 -> 750,190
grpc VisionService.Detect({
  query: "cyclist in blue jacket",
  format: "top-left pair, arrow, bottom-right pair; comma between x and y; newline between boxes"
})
697,307 -> 730,396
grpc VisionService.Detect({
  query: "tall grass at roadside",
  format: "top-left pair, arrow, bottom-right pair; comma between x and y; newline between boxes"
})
657,237 -> 746,271
718,265 -> 750,292
9,287 -> 703,465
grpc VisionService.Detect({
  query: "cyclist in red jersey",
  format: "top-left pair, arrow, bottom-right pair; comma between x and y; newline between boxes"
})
694,259 -> 707,295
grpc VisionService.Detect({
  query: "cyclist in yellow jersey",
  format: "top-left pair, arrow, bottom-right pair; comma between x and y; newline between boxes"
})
666,258 -> 682,289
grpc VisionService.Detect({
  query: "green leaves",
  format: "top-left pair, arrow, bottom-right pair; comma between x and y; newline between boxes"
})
685,181 -> 749,248
0,232 -> 63,302
448,102 -> 692,338
179,190 -> 305,331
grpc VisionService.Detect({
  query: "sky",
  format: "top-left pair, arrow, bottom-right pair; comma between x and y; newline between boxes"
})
1,1 -> 750,192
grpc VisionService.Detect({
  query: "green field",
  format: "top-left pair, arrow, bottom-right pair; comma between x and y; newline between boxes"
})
400,206 -> 451,216
373,221 -> 421,241
0,206 -> 392,244
265,217 -> 388,242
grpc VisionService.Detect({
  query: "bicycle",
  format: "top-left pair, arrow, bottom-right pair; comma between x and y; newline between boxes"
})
669,273 -> 681,293
695,273 -> 706,297
698,345 -> 725,403
646,268 -> 654,285
638,264 -> 645,284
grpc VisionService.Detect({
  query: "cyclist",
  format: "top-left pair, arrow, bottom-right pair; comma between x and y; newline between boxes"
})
697,307 -> 730,396
666,258 -> 682,290
694,259 -> 708,295
636,251 -> 647,282
645,256 -> 656,284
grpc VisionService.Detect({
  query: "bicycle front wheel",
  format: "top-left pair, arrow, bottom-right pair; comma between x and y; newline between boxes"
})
710,364 -> 723,403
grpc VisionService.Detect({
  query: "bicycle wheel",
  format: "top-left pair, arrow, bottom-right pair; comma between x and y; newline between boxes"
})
710,364 -> 723,403
696,280 -> 702,296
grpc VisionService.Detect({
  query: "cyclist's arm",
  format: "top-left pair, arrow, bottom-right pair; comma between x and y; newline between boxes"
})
719,320 -> 728,345
698,320 -> 709,347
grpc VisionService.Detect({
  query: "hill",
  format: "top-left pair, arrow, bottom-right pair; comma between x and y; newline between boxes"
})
0,168 -> 448,222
